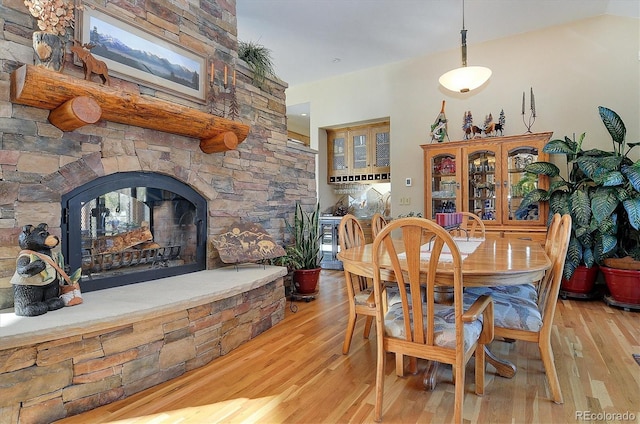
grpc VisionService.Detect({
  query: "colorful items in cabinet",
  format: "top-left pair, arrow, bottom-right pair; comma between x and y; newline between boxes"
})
435,212 -> 463,227
435,157 -> 456,175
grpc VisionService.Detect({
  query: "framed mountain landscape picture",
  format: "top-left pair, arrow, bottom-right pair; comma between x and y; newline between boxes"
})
77,7 -> 207,102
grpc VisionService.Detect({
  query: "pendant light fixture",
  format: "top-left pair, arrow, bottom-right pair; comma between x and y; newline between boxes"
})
439,0 -> 491,93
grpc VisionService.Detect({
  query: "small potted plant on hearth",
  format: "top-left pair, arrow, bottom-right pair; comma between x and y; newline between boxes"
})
283,202 -> 322,295
518,106 -> 640,306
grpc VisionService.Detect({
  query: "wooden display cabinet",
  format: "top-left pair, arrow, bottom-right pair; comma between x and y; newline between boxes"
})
422,132 -> 553,241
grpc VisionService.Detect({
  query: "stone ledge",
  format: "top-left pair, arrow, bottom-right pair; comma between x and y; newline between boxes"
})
0,265 -> 287,351
0,265 -> 287,422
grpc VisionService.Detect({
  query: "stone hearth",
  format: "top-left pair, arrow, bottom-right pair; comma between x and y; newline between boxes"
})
0,265 -> 287,423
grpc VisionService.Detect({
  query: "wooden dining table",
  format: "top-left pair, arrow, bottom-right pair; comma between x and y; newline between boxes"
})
337,236 -> 551,388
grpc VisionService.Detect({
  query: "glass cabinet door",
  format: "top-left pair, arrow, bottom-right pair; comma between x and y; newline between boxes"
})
372,125 -> 390,173
506,145 -> 541,222
328,130 -> 348,178
430,152 -> 459,218
350,128 -> 369,174
467,150 -> 497,221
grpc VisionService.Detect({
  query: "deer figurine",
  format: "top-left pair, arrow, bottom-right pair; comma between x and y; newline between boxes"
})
71,40 -> 110,85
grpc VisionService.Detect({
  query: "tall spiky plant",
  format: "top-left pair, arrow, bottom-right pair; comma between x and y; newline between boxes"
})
517,106 -> 640,280
238,40 -> 275,89
284,203 -> 321,270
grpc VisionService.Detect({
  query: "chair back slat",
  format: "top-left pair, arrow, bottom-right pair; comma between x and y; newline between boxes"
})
544,213 -> 562,256
538,214 -> 571,317
338,214 -> 366,251
371,213 -> 388,238
338,215 -> 370,296
448,211 -> 486,239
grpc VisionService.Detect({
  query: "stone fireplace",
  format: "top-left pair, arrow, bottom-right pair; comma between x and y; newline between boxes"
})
0,0 -> 317,421
62,171 -> 207,292
0,0 -> 317,309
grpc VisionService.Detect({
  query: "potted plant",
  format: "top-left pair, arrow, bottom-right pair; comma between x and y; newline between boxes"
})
238,40 -> 276,90
284,202 -> 322,294
24,0 -> 75,71
518,106 -> 640,304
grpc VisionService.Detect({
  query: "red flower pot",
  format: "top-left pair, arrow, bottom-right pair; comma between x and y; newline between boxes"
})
293,268 -> 321,294
601,266 -> 640,304
561,265 -> 599,294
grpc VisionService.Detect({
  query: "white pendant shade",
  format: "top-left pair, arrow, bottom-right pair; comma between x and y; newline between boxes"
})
439,66 -> 492,93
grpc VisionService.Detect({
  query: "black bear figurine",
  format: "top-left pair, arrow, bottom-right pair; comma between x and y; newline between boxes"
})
10,223 -> 66,316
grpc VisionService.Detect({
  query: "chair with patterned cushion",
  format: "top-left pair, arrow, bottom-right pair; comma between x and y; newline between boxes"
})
338,214 -> 376,354
464,213 -> 571,404
464,213 -> 563,304
371,213 -> 388,238
448,211 -> 486,239
372,217 -> 494,423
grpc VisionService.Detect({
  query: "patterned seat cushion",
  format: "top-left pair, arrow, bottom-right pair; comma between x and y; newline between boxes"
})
354,287 -> 374,306
466,283 -> 538,303
464,289 -> 542,332
384,302 -> 483,352
386,285 -> 426,307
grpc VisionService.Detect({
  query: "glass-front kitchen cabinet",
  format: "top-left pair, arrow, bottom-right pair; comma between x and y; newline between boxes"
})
327,122 -> 390,183
422,132 -> 552,240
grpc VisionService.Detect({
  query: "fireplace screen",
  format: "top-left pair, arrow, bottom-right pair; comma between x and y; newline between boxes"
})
62,172 -> 207,292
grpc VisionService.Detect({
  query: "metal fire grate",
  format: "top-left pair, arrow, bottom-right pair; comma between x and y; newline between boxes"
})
82,245 -> 181,274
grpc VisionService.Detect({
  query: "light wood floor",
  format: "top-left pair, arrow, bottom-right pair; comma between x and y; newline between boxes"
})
57,270 -> 640,424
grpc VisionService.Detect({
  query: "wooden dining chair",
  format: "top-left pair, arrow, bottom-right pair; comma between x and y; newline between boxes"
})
448,211 -> 486,239
338,214 -> 376,354
371,217 -> 494,423
544,213 -> 562,256
464,213 -> 571,404
371,213 -> 388,238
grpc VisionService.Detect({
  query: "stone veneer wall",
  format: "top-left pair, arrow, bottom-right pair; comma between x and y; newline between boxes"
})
0,274 -> 286,423
0,0 -> 317,308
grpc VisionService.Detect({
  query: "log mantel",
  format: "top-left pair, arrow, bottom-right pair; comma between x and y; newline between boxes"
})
10,64 -> 250,153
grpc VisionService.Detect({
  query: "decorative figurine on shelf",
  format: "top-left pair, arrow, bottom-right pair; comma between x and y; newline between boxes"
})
483,113 -> 496,136
10,223 -> 82,317
462,111 -> 482,139
70,40 -> 110,85
496,109 -> 505,136
430,100 -> 449,143
522,87 -> 536,133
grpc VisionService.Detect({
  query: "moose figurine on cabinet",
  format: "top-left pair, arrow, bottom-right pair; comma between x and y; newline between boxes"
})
71,40 -> 110,85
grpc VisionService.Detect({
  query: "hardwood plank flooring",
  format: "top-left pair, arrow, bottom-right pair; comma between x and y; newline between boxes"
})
57,270 -> 640,423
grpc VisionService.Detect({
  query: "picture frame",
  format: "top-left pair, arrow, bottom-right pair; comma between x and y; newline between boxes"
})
77,7 -> 207,102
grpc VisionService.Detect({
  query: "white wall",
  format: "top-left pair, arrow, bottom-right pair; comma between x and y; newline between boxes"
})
286,15 -> 640,218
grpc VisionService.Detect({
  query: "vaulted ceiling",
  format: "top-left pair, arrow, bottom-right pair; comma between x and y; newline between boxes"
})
236,0 -> 639,133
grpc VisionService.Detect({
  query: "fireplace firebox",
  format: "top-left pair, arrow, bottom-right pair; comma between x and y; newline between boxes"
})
61,172 -> 207,292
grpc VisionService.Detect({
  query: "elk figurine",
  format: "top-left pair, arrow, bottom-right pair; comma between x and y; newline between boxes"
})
71,40 -> 110,85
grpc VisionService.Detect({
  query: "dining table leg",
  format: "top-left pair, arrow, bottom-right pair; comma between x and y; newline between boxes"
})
420,346 -> 516,391
422,360 -> 440,390
485,346 -> 516,378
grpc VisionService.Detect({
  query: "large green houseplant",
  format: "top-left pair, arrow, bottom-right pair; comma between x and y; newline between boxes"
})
518,106 -> 640,302
284,202 -> 322,294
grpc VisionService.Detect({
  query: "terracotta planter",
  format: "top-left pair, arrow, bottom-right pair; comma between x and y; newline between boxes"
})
601,266 -> 640,304
293,268 -> 321,294
561,265 -> 599,294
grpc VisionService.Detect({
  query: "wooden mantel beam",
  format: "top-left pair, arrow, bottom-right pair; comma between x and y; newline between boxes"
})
10,65 -> 250,153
